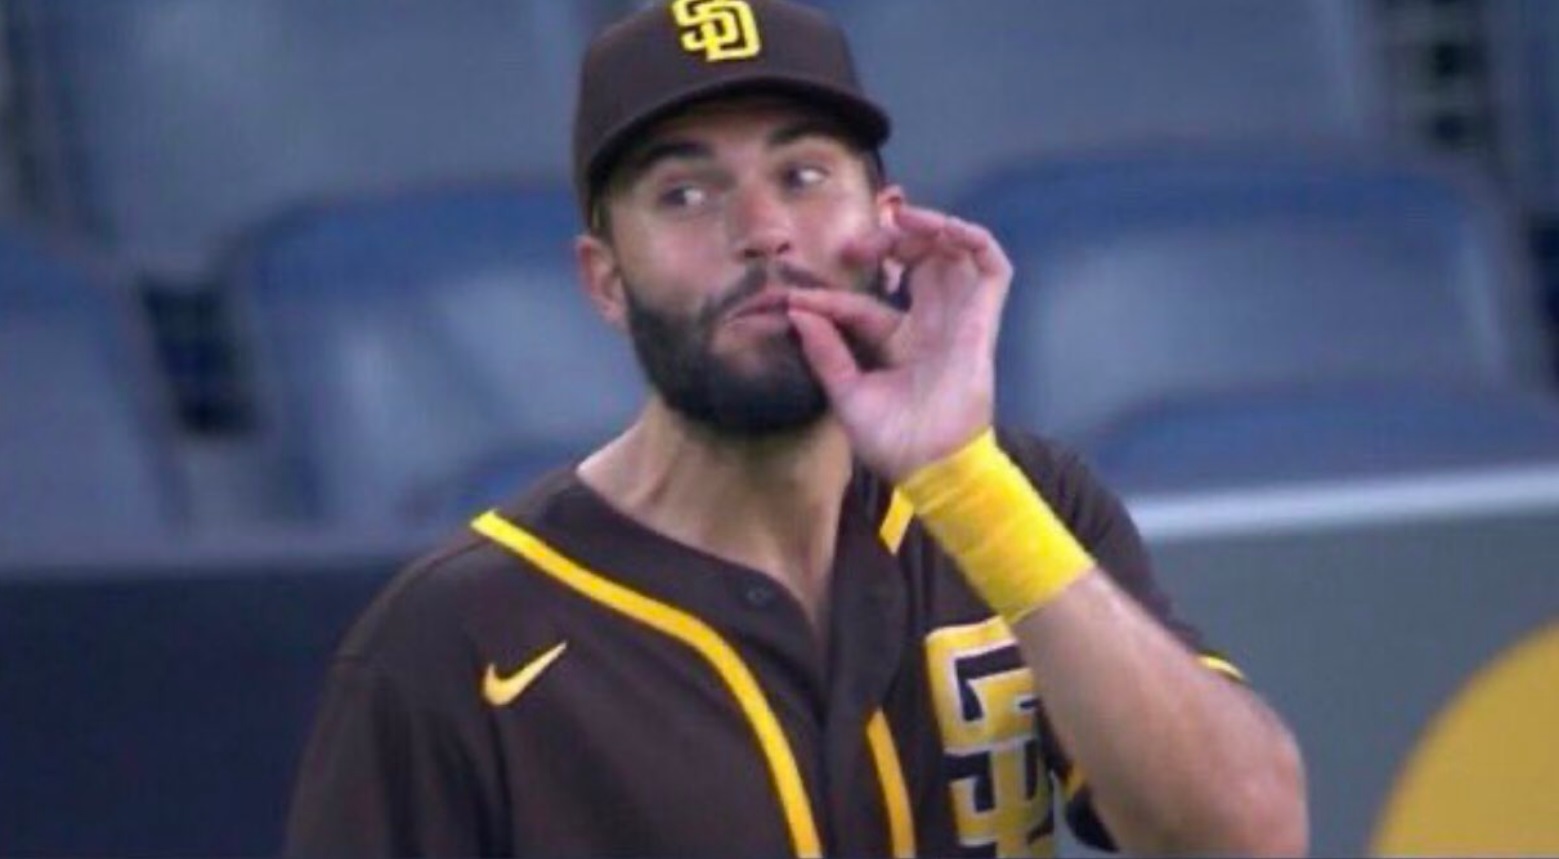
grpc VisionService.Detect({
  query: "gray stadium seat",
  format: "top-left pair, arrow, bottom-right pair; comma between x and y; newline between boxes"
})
809,0 -> 1387,202
227,183 -> 641,528
10,0 -> 613,275
0,227 -> 182,548
962,151 -> 1552,438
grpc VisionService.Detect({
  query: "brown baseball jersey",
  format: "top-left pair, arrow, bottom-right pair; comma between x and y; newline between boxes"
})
285,428 -> 1241,857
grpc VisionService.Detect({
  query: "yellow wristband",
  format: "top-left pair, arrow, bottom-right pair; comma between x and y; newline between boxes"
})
899,429 -> 1095,622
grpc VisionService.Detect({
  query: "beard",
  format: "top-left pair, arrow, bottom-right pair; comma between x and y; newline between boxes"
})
623,261 -> 890,438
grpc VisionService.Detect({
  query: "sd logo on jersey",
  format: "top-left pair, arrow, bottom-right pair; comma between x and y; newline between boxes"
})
671,0 -> 762,62
926,616 -> 1056,857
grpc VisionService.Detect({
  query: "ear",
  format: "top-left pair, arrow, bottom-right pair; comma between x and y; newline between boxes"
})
874,184 -> 909,293
575,233 -> 629,332
874,183 -> 906,229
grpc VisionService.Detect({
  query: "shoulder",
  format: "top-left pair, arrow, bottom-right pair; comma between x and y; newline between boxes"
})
333,471 -> 587,681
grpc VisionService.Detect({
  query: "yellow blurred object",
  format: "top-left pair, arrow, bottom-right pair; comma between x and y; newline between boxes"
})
1372,621 -> 1559,856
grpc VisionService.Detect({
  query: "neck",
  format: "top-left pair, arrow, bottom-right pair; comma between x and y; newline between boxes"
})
578,398 -> 853,618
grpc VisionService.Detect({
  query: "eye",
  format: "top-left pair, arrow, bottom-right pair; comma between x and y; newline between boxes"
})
785,164 -> 829,190
657,183 -> 710,210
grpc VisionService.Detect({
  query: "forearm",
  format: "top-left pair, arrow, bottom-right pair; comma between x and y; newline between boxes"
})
1008,572 -> 1307,855
899,431 -> 1307,855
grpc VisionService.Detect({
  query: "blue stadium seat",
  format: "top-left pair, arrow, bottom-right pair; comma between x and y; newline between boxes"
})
1084,382 -> 1559,493
960,151 -> 1553,445
809,0 -> 1386,202
0,227 -> 181,548
11,0 -> 611,275
228,183 -> 641,528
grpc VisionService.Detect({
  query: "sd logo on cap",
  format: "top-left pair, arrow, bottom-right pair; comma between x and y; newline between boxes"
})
673,0 -> 762,62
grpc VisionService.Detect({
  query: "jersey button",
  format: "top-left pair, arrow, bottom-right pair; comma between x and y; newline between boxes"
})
742,583 -> 777,609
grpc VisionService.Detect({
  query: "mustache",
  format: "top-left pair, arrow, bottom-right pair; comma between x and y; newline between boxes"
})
701,262 -> 833,325
693,261 -> 892,372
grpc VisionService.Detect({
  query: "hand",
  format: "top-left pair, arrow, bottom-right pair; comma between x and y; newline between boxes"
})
786,205 -> 1013,483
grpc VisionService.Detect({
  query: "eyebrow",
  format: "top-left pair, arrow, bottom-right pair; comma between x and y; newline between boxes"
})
617,119 -> 857,187
767,119 -> 855,151
618,139 -> 712,184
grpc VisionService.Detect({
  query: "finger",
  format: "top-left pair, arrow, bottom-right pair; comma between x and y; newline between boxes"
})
942,217 -> 1012,280
882,206 -> 950,267
838,231 -> 909,308
842,199 -> 954,262
787,308 -> 860,397
785,289 -> 902,349
844,224 -> 937,276
894,205 -> 951,235
841,226 -> 896,269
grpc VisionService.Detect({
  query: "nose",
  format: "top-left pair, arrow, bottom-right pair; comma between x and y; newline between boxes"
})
726,183 -> 793,262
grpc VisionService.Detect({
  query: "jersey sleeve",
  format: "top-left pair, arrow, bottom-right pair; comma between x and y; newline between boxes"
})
284,656 -> 503,857
996,428 -> 1245,852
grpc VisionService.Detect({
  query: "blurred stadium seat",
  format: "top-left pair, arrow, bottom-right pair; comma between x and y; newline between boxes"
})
961,150 -> 1559,489
810,0 -> 1387,203
8,0 -> 613,276
0,226 -> 183,549
1487,0 -> 1559,365
1488,0 -> 1559,215
225,183 -> 640,528
1083,382 -> 1559,494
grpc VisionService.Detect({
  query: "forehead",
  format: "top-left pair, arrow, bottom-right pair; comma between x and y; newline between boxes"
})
632,95 -> 860,157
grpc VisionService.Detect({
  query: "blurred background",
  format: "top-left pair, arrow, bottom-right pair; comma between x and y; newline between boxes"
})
2,0 -> 1558,855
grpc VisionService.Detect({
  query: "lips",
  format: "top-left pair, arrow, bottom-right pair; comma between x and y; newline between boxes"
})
727,289 -> 790,320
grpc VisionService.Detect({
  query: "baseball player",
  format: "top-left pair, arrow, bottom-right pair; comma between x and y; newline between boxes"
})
285,1 -> 1307,855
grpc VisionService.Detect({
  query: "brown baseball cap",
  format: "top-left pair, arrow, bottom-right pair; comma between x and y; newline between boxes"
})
572,0 -> 892,222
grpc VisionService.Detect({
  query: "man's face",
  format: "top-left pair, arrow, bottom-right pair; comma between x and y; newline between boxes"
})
593,99 -> 897,437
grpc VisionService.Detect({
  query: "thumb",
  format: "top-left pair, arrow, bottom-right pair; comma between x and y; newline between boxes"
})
788,308 -> 860,399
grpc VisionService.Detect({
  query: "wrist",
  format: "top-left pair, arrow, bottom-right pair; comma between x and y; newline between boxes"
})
884,433 -> 978,486
881,415 -> 994,485
898,429 -> 1095,621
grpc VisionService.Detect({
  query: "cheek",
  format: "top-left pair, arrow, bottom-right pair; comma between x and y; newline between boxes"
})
612,227 -> 725,309
802,199 -> 880,269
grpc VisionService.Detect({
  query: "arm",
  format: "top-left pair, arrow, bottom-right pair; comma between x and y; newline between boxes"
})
787,205 -> 1307,855
899,429 -> 1306,855
1009,565 -> 1306,855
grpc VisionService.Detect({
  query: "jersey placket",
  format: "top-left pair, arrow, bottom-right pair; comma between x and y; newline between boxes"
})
473,484 -> 918,857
